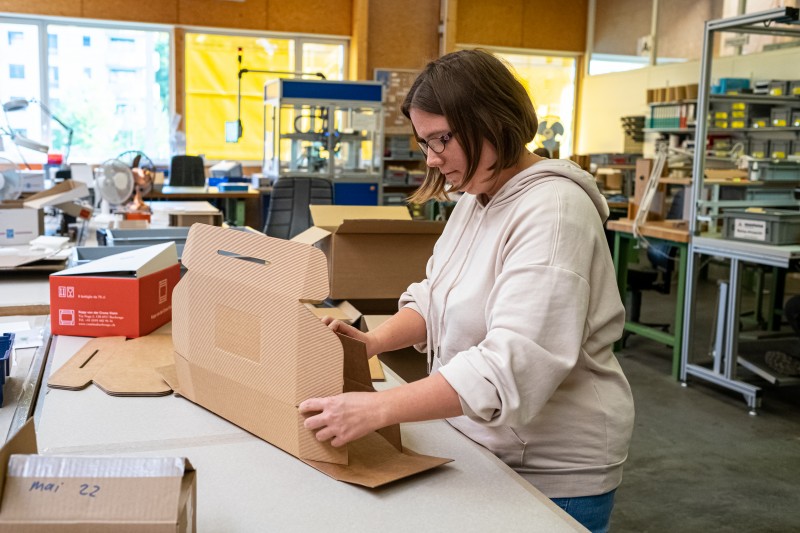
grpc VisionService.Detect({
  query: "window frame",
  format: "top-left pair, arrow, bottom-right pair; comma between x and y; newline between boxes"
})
0,13 -> 175,164
181,26 -> 349,163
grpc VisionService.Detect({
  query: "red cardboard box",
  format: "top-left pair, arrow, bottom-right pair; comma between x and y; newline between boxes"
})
50,242 -> 180,338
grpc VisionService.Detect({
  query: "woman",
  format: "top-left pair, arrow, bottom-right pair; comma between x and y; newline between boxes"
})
299,49 -> 634,533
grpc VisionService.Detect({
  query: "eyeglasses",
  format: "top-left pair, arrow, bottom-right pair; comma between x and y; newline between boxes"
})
417,132 -> 453,156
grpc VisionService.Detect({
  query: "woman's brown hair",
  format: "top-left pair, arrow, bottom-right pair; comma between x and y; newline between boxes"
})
401,49 -> 539,203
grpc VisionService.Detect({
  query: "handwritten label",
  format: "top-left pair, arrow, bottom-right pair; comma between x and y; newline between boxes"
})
29,481 -> 64,493
79,483 -> 101,498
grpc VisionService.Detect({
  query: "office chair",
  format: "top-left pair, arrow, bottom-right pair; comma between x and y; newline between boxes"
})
169,155 -> 206,187
623,189 -> 685,342
263,177 -> 333,239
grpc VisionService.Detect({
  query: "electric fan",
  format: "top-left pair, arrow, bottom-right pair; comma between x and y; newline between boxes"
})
0,157 -> 22,202
116,150 -> 155,213
536,117 -> 565,154
95,158 -> 134,212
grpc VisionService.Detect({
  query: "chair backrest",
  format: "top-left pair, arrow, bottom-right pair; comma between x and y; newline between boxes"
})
264,177 -> 333,239
169,155 -> 206,187
645,187 -> 685,291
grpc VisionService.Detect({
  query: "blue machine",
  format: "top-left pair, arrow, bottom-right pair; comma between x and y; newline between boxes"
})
262,79 -> 384,205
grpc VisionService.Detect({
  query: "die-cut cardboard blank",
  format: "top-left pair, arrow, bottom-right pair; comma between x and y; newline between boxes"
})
166,224 -> 450,488
47,334 -> 174,396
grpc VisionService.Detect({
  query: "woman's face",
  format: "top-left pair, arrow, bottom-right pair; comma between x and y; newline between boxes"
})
409,108 -> 499,196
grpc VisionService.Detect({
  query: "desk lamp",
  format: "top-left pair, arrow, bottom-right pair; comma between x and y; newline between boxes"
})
2,98 -> 74,163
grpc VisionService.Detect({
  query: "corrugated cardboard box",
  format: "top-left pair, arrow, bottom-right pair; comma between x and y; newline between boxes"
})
293,205 -> 443,300
50,242 -> 180,338
0,420 -> 196,532
167,224 -> 450,487
0,202 -> 43,245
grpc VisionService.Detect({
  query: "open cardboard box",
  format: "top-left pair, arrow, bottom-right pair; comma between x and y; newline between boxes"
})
23,180 -> 93,220
165,224 -> 450,488
0,420 -> 195,532
50,242 -> 180,338
292,205 -> 443,300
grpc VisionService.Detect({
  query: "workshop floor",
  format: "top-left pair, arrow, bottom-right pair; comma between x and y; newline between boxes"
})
612,276 -> 800,533
384,276 -> 800,532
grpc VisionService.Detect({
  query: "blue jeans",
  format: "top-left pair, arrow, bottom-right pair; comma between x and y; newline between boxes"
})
550,489 -> 616,533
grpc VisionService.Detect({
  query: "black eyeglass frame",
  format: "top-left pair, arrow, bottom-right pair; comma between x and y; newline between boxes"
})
417,132 -> 454,156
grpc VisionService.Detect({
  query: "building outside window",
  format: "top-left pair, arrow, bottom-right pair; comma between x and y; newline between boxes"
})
1,18 -> 171,164
8,64 -> 24,79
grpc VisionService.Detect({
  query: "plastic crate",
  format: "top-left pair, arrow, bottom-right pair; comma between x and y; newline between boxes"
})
70,244 -> 186,268
0,333 -> 14,407
104,227 -> 190,246
722,208 -> 800,245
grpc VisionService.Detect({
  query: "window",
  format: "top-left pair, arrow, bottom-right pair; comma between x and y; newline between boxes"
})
493,51 -> 577,158
7,31 -> 22,46
49,66 -> 59,88
8,64 -> 24,79
46,23 -> 172,162
184,32 -> 346,161
48,33 -> 57,52
0,21 -> 42,164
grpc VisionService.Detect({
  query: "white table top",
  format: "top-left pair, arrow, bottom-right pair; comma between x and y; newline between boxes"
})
33,334 -> 583,533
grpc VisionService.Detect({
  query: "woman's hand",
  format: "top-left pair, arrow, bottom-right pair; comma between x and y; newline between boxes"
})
299,392 -> 386,447
321,316 -> 379,356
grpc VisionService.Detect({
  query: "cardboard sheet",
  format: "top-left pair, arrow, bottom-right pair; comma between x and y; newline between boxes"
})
167,224 -> 450,487
47,334 -> 174,396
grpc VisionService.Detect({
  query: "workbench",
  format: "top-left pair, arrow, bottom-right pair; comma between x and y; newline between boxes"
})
29,332 -> 582,532
607,218 -> 690,379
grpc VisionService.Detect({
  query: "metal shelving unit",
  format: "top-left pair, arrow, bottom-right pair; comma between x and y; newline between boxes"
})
679,7 -> 800,413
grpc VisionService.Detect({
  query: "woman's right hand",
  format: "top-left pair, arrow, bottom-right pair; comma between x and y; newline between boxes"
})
321,317 -> 379,356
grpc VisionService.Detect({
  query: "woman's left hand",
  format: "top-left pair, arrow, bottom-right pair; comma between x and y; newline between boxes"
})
299,392 -> 386,447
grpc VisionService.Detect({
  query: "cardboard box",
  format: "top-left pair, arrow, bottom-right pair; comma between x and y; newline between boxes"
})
50,242 -> 180,338
292,205 -> 443,300
0,420 -> 196,532
166,224 -> 450,487
0,203 -> 43,245
23,180 -> 89,211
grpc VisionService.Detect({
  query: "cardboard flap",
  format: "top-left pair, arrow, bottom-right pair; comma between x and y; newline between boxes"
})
51,242 -> 178,278
309,205 -> 411,231
180,223 -> 329,301
47,335 -> 174,396
291,225 -> 332,246
0,420 -> 38,509
23,180 -> 89,209
302,432 -> 452,488
337,219 -> 444,235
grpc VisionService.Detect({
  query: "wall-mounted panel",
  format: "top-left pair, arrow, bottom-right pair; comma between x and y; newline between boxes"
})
523,0 -> 587,52
456,0 -> 523,48
178,0 -> 267,30
269,0 -> 350,35
0,0 -> 81,17
368,0 -> 439,74
82,0 -> 178,24
593,0 -> 650,56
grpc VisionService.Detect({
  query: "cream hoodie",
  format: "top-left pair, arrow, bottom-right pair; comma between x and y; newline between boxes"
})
400,159 -> 634,498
